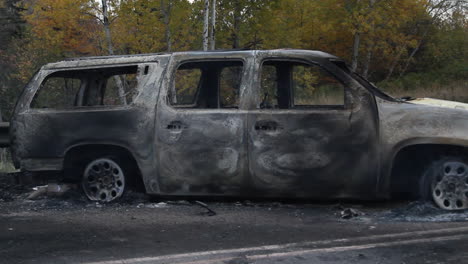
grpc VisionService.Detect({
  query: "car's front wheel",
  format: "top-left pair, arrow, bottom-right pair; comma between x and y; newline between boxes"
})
81,157 -> 126,202
421,157 -> 468,210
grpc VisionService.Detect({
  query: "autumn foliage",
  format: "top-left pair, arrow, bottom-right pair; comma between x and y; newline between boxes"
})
0,0 -> 467,118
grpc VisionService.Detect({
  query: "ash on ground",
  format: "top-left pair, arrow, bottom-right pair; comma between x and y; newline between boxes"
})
0,172 -> 26,202
377,201 -> 468,222
1,172 -> 467,222
0,172 -> 149,212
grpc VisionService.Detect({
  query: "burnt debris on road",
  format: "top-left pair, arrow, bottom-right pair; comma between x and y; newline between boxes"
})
1,172 -> 468,222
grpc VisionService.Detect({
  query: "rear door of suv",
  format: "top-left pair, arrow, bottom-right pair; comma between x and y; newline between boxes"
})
155,54 -> 254,196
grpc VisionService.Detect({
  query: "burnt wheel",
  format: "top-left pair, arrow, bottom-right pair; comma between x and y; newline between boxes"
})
421,158 -> 468,210
82,158 -> 126,202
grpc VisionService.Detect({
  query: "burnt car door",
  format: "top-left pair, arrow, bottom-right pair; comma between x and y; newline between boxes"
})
246,55 -> 380,199
155,56 -> 252,195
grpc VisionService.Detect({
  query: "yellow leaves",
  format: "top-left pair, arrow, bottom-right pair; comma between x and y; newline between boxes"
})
10,0 -> 465,84
22,0 -> 97,55
110,0 -> 194,53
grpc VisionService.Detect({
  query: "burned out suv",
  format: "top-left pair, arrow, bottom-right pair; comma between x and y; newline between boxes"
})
5,49 -> 468,210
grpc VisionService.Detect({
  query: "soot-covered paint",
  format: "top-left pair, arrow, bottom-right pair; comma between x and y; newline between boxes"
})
8,49 -> 468,201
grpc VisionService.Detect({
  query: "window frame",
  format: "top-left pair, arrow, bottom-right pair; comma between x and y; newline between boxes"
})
258,58 -> 348,110
29,64 -> 148,111
168,59 -> 246,110
170,66 -> 204,108
31,73 -> 83,110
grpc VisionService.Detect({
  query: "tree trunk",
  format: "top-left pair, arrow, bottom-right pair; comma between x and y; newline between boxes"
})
102,0 -> 113,55
362,0 -> 376,78
161,0 -> 172,52
232,2 -> 241,49
101,0 -> 126,105
362,47 -> 372,78
399,28 -> 429,77
351,32 -> 360,71
209,0 -> 216,50
385,47 -> 404,80
202,0 -> 210,51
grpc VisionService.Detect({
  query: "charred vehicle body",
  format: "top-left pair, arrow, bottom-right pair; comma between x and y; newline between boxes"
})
4,49 -> 468,210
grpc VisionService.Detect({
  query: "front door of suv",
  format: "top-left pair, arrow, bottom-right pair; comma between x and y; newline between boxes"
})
155,57 -> 252,196
247,56 -> 380,199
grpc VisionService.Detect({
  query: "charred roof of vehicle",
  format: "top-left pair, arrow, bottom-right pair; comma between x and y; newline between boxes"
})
43,49 -> 340,70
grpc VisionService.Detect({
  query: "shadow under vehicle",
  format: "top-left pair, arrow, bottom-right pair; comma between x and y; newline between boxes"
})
3,49 -> 468,210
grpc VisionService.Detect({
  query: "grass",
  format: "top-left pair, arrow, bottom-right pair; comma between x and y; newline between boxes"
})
0,161 -> 15,173
0,149 -> 16,173
378,79 -> 468,103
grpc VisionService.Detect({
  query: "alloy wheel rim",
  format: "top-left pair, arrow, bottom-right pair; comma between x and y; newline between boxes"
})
82,158 -> 125,202
431,161 -> 468,210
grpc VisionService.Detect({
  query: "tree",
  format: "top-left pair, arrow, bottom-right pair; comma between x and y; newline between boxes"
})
202,0 -> 209,50
160,0 -> 172,51
22,0 -> 98,56
1,0 -> 466,117
214,0 -> 275,49
209,0 -> 216,50
398,0 -> 467,77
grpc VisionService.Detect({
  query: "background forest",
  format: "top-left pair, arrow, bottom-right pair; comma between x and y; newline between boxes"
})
0,0 -> 467,120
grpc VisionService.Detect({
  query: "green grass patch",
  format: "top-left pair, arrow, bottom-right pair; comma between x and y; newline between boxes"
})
0,149 -> 16,173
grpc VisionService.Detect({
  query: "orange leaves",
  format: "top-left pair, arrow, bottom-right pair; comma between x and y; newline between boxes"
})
9,0 -> 465,82
111,0 -> 166,53
22,0 -> 97,55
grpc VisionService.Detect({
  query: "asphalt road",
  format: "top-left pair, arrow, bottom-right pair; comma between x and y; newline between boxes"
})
1,172 -> 468,264
1,194 -> 468,264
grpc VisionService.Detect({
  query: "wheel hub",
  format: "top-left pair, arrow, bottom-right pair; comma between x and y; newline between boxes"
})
82,158 -> 125,202
432,161 -> 468,210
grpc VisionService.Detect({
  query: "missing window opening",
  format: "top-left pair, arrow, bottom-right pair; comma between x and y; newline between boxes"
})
31,66 -> 141,109
259,61 -> 345,109
170,61 -> 244,109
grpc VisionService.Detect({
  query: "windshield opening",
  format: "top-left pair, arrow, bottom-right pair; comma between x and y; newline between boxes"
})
330,60 -> 397,102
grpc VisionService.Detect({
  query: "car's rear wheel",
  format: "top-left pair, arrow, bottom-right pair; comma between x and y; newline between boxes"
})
82,157 -> 126,202
421,157 -> 468,210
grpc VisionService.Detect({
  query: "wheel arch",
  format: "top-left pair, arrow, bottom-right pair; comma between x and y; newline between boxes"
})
388,141 -> 468,198
63,143 -> 144,190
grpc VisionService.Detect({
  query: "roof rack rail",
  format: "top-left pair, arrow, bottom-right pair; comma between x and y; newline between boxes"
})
64,49 -> 253,61
203,48 -> 252,52
64,52 -> 171,61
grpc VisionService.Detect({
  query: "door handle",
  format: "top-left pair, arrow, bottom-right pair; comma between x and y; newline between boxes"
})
254,121 -> 280,131
166,121 -> 186,130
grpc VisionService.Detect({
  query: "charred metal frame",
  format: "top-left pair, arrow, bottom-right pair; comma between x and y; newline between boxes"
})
7,50 -> 468,200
